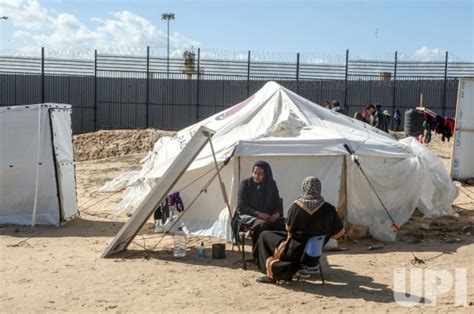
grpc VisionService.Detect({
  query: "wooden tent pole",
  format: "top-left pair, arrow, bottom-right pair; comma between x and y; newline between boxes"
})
207,134 -> 233,220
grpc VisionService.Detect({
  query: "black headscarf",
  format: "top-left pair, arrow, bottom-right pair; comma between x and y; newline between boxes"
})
251,160 -> 275,212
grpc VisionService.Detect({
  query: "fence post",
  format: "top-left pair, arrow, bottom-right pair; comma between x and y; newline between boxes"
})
94,49 -> 98,131
14,73 -> 17,105
344,49 -> 349,112
392,51 -> 398,117
196,48 -> 201,121
146,46 -> 150,128
296,52 -> 300,94
442,51 -> 448,117
247,50 -> 251,97
41,47 -> 45,103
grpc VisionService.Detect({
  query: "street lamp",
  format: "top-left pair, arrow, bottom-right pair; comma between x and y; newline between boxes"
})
161,12 -> 175,75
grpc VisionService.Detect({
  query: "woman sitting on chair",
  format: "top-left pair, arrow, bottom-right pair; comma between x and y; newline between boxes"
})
254,176 -> 344,283
235,160 -> 285,248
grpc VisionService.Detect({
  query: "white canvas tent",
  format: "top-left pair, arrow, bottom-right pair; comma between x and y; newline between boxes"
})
0,104 -> 78,225
107,82 -> 458,241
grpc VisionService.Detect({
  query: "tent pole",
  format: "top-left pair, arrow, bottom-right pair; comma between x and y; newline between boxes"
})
207,134 -> 233,219
32,105 -> 42,227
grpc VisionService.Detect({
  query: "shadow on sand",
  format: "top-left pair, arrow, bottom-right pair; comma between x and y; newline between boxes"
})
0,217 -> 125,238
114,248 -> 429,304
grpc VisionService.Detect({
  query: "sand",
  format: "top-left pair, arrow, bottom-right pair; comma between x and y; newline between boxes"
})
73,129 -> 175,161
1,131 -> 473,312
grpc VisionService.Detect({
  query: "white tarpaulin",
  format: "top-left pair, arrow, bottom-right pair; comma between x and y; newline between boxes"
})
451,79 -> 474,180
0,104 -> 78,225
108,81 -> 458,241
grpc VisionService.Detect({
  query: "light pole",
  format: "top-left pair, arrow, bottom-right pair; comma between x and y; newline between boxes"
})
161,13 -> 175,75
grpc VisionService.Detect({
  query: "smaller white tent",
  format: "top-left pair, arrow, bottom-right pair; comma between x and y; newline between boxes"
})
0,104 -> 78,225
106,82 -> 458,241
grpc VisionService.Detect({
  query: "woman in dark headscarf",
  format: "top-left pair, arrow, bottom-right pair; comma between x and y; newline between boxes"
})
235,160 -> 284,248
253,176 -> 344,283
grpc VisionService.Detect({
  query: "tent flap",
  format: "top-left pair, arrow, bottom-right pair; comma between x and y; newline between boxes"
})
50,107 -> 78,220
346,155 -> 422,241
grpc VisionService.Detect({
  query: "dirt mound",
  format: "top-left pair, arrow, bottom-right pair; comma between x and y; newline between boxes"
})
73,129 -> 176,161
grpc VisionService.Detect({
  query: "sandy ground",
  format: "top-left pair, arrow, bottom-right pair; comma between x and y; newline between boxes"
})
73,129 -> 175,161
1,132 -> 473,313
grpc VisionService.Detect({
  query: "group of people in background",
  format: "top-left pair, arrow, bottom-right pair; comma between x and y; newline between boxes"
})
324,100 -> 402,133
324,100 -> 346,115
354,104 -> 402,132
324,100 -> 454,144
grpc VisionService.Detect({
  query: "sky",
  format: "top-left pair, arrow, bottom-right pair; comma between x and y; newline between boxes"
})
0,0 -> 473,62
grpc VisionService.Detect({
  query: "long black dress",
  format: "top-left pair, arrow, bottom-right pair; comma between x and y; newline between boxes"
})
254,200 -> 343,281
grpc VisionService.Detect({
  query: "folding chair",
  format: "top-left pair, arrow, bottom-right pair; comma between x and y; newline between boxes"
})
294,235 -> 326,285
233,198 -> 284,270
231,213 -> 256,270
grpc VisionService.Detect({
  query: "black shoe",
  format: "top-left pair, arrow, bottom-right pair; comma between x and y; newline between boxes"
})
256,276 -> 275,284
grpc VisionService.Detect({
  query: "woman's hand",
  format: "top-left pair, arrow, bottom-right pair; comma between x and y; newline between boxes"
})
258,213 -> 271,221
269,212 -> 280,222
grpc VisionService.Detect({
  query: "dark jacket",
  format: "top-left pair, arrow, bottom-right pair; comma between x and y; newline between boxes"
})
236,177 -> 283,218
373,110 -> 387,131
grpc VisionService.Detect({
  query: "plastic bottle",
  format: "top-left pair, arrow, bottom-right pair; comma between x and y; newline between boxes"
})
198,241 -> 206,261
155,220 -> 164,233
173,227 -> 186,257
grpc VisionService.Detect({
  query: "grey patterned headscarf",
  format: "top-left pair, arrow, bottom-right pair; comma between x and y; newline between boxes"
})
297,176 -> 325,211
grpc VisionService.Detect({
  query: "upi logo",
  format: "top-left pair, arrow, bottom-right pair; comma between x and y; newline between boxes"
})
393,268 -> 468,307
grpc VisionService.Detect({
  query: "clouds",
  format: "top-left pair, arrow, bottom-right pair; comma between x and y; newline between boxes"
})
34,13 -> 101,47
415,46 -> 446,61
0,0 -> 199,58
1,0 -> 53,30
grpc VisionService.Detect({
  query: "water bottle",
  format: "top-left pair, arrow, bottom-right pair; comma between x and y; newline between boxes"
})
198,241 -> 206,261
154,220 -> 164,233
173,227 -> 186,257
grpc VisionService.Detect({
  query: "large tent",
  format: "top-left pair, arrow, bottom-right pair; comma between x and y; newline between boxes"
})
0,104 -> 78,225
109,82 -> 458,241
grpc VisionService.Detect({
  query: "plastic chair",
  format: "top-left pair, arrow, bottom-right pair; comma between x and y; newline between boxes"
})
295,235 -> 326,285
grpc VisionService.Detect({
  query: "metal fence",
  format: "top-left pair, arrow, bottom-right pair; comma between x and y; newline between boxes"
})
1,47 -> 472,133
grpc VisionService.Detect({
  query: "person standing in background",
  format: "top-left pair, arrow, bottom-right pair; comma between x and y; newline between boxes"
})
422,111 -> 433,144
383,110 -> 391,132
393,109 -> 402,131
372,104 -> 387,132
331,100 -> 346,115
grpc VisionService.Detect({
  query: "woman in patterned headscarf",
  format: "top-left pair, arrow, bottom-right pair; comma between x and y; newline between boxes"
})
253,176 -> 344,284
